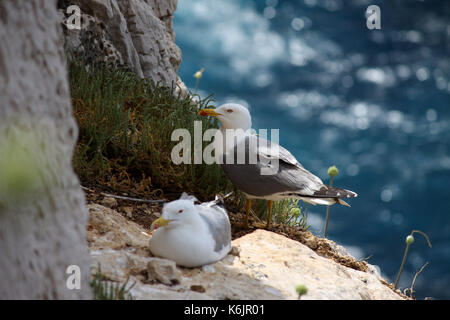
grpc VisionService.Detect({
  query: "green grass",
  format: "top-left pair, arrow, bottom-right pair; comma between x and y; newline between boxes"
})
253,198 -> 309,228
90,265 -> 135,300
69,55 -> 234,200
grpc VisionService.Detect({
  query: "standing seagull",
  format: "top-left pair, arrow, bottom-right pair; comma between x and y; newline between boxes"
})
198,103 -> 357,229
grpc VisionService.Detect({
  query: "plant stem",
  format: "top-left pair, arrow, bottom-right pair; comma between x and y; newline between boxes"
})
324,207 -> 330,237
194,78 -> 200,94
411,230 -> 432,248
394,242 -> 411,289
407,261 -> 429,298
323,176 -> 334,237
304,203 -> 309,223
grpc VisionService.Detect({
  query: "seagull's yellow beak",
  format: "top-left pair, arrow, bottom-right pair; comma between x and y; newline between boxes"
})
150,217 -> 171,231
198,108 -> 221,117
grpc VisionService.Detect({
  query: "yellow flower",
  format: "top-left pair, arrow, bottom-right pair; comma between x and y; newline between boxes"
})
194,67 -> 204,79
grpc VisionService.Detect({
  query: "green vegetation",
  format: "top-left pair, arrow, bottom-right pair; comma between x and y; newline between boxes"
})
253,199 -> 309,229
323,165 -> 339,237
295,284 -> 308,299
193,67 -> 204,94
394,230 -> 432,290
69,56 -> 234,200
90,265 -> 135,300
327,165 -> 339,177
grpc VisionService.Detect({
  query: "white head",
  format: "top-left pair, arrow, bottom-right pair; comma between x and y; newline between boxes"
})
151,199 -> 197,230
198,103 -> 252,131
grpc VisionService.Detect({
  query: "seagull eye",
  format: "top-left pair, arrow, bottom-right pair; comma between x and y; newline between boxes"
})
226,109 -> 233,113
178,209 -> 183,213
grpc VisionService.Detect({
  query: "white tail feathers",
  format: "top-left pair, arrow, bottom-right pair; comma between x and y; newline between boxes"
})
300,197 -> 351,207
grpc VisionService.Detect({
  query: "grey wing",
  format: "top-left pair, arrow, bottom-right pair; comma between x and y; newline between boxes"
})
197,203 -> 231,253
221,135 -> 324,197
256,135 -> 303,168
257,135 -> 323,185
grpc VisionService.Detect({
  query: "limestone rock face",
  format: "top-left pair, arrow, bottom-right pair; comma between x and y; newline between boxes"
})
59,0 -> 185,94
147,258 -> 181,285
0,0 -> 92,299
86,204 -> 405,300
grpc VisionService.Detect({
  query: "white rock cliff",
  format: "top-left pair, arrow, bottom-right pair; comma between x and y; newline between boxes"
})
59,0 -> 187,94
0,0 -> 92,299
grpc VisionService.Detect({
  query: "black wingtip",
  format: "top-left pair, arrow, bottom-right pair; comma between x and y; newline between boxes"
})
314,186 -> 358,199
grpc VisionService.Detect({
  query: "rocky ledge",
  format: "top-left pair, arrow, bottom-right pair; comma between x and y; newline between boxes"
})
87,203 -> 406,300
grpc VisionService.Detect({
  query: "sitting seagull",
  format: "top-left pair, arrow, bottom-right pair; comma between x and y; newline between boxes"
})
198,103 -> 357,229
149,193 -> 231,268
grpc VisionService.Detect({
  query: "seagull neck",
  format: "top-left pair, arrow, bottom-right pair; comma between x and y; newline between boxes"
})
215,126 -> 251,161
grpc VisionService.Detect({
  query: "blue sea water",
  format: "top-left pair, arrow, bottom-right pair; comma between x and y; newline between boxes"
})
174,0 -> 450,299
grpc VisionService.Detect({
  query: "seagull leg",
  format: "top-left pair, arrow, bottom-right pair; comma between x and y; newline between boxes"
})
266,200 -> 273,229
244,198 -> 251,228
